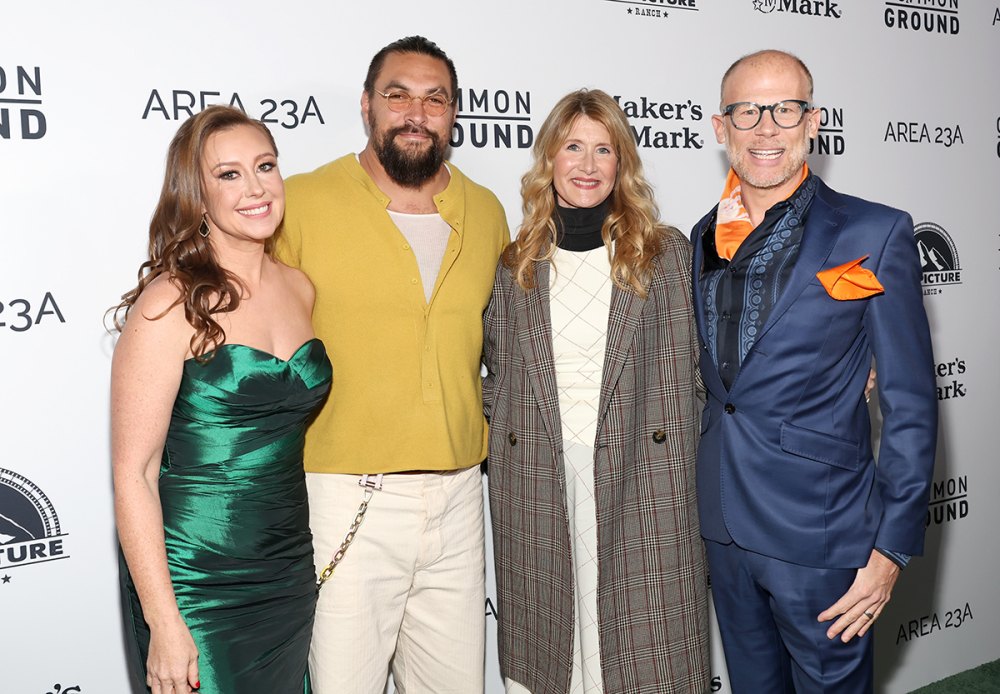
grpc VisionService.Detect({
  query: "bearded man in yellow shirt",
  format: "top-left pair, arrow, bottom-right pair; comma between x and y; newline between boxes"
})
278,35 -> 509,694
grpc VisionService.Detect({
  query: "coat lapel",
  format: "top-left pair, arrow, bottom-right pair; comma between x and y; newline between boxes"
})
746,184 -> 845,352
691,218 -> 729,399
595,271 -> 648,436
514,261 -> 563,450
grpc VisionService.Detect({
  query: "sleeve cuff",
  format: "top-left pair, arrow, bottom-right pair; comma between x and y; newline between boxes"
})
876,547 -> 911,569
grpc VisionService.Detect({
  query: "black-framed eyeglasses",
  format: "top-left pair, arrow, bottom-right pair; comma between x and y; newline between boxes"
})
374,90 -> 453,117
722,100 -> 813,130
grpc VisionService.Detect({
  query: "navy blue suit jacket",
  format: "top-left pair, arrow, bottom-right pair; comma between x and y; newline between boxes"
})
691,177 -> 937,569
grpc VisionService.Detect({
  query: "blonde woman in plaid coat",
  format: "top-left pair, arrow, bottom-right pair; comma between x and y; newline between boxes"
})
483,89 -> 709,694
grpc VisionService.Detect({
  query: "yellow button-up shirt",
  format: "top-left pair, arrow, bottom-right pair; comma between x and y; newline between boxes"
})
277,154 -> 509,473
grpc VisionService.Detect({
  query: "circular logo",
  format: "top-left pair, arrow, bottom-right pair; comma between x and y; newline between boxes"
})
0,468 -> 61,546
914,222 -> 959,273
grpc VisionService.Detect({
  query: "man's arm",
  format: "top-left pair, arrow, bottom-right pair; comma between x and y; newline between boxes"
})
819,211 -> 937,641
866,211 -> 938,554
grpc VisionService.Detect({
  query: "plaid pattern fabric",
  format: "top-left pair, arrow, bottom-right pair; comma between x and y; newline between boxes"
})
483,230 -> 710,694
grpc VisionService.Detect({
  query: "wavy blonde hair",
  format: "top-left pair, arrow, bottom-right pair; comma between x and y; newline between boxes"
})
112,106 -> 279,360
506,88 -> 665,297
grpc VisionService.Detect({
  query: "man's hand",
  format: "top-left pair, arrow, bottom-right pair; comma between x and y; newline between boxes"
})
817,549 -> 900,642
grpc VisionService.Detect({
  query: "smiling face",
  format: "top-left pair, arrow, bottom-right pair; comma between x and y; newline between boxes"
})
551,115 -> 618,209
362,51 -> 456,188
712,53 -> 819,203
200,124 -> 283,245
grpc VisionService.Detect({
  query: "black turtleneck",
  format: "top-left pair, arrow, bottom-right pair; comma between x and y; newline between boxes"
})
554,199 -> 609,252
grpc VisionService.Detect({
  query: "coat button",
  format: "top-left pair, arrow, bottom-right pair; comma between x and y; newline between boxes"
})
508,432 -> 517,446
724,403 -> 736,414
652,429 -> 667,444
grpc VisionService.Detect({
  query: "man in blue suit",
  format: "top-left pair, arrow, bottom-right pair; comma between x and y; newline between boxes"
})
691,50 -> 937,692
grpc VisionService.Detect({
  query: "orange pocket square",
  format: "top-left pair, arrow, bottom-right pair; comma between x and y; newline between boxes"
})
817,255 -> 884,300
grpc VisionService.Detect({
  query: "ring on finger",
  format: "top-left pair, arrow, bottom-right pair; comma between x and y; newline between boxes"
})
863,610 -> 875,620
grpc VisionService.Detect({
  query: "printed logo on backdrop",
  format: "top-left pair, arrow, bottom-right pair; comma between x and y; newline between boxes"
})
0,65 -> 46,139
452,88 -> 534,150
613,94 -> 706,150
600,0 -> 700,21
45,684 -> 82,694
914,222 -> 962,295
995,115 -> 1000,159
935,357 -> 967,401
142,89 -> 325,129
896,602 -> 973,644
0,468 -> 70,580
884,0 -> 960,35
884,120 -> 964,147
809,105 -> 845,156
752,0 -> 842,19
927,475 -> 969,525
1,292 -> 66,333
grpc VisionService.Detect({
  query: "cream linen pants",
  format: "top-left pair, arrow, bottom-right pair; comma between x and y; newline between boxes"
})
307,466 -> 486,694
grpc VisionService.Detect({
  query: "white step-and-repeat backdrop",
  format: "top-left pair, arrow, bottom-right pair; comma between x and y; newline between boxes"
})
3,1 -> 998,692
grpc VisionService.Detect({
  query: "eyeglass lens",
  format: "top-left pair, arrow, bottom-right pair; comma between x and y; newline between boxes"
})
382,92 -> 450,116
729,101 -> 807,129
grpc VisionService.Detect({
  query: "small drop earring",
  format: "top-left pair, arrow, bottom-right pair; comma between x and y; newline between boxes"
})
199,214 -> 210,238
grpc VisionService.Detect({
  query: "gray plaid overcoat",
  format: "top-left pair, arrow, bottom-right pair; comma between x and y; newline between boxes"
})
482,229 -> 710,694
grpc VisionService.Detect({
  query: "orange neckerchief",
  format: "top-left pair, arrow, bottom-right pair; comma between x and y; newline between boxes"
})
714,164 -> 809,261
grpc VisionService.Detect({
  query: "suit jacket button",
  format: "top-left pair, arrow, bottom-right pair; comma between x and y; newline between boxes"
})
724,403 -> 736,414
652,429 -> 667,444
508,432 -> 517,446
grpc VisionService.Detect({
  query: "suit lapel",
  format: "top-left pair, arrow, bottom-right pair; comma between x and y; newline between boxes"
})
747,185 -> 845,351
691,219 -> 729,399
514,261 -> 563,450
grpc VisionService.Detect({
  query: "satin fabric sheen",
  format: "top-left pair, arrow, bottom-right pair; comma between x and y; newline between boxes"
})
121,338 -> 331,693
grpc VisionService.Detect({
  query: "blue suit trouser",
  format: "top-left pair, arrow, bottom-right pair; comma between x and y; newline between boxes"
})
706,540 -> 874,693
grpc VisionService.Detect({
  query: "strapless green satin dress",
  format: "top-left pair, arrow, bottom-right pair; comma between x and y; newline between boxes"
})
121,339 -> 331,693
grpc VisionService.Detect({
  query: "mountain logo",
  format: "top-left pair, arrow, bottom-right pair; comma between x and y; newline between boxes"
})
0,467 -> 70,571
914,222 -> 961,289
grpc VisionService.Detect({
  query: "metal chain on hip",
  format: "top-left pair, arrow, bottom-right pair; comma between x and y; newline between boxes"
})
316,473 -> 383,591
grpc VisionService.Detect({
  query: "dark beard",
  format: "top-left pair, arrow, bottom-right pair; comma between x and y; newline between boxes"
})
371,122 -> 447,188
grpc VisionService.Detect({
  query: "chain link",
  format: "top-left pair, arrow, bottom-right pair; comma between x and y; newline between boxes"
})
316,479 -> 379,590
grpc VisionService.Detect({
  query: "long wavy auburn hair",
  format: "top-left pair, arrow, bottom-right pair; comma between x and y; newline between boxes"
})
505,88 -> 665,297
112,106 -> 279,360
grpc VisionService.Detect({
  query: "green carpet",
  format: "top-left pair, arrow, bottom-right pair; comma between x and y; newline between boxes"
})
910,659 -> 1000,693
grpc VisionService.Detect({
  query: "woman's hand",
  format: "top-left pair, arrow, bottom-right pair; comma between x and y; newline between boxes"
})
146,615 -> 200,693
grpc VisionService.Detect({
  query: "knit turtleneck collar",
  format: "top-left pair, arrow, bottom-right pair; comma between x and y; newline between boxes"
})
554,198 -> 610,252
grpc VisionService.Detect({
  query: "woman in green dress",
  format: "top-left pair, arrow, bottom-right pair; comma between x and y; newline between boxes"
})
112,106 -> 330,694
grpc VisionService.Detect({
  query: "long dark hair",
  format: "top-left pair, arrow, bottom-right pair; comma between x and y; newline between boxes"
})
113,105 -> 279,359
